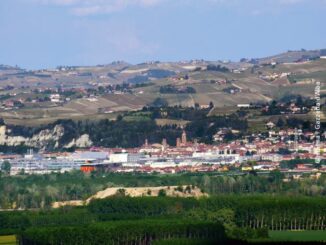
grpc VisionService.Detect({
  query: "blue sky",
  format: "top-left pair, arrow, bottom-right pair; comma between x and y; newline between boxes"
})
0,0 -> 325,69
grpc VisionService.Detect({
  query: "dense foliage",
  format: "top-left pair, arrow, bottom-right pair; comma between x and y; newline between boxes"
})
20,219 -> 226,245
1,171 -> 325,244
1,107 -> 248,151
206,65 -> 229,72
1,171 -> 326,210
1,195 -> 325,244
88,196 -> 326,230
159,85 -> 196,94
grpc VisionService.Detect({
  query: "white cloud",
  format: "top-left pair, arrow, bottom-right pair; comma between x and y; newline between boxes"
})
207,0 -> 325,7
70,19 -> 159,64
29,0 -> 326,16
31,0 -> 165,15
32,0 -> 81,5
204,0 -> 326,16
278,0 -> 305,4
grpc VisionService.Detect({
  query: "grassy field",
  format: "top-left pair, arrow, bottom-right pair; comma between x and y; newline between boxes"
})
0,235 -> 17,245
289,70 -> 326,82
2,112 -> 120,126
208,106 -> 239,116
252,230 -> 326,243
155,118 -> 190,127
270,230 -> 326,242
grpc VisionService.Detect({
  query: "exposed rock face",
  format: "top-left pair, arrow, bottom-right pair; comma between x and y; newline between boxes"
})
30,125 -> 65,148
64,134 -> 93,149
0,125 -> 92,149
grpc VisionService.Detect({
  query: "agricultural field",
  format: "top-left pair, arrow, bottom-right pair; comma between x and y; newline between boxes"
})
251,230 -> 326,243
0,53 -> 325,126
0,235 -> 16,245
0,54 -> 326,125
155,118 -> 190,127
270,230 -> 326,242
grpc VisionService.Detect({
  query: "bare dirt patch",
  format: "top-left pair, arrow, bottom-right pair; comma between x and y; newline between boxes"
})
52,185 -> 207,208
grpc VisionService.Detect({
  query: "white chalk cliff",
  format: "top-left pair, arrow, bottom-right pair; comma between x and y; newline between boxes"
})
0,125 -> 92,149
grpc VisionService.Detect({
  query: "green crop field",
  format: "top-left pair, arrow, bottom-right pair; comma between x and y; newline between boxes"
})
0,235 -> 17,245
251,230 -> 326,243
269,230 -> 326,242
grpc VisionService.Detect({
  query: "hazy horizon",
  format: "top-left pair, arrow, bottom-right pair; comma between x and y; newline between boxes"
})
1,0 -> 326,69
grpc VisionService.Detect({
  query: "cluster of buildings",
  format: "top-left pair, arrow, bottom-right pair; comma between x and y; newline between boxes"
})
1,130 -> 325,176
0,81 -> 137,112
259,72 -> 291,81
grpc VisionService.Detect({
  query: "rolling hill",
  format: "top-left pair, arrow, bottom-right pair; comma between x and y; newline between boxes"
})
0,49 -> 325,125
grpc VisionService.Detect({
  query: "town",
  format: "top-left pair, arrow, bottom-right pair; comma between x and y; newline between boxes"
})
1,127 -> 324,178
1,1 -> 326,243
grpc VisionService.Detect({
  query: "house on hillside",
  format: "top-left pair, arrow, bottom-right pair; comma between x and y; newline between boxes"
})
266,121 -> 275,129
50,94 -> 61,103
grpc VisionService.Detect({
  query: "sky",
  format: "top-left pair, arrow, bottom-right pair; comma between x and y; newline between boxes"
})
0,0 -> 325,69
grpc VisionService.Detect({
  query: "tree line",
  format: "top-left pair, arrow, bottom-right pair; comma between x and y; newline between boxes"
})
20,219 -> 226,245
1,171 -> 325,210
2,195 -> 325,244
159,85 -> 196,94
0,107 -> 248,152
